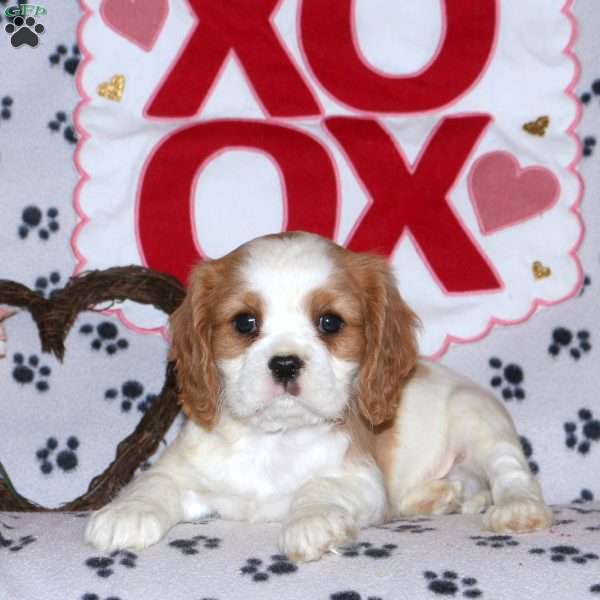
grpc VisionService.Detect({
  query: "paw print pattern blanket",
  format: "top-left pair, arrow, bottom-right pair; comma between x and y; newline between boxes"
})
1,1 -> 600,598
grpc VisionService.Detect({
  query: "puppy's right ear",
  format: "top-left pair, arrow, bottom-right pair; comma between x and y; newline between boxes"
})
169,262 -> 221,429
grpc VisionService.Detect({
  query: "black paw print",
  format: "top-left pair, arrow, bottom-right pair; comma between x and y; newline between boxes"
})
240,555 -> 298,582
104,380 -> 157,413
548,327 -> 591,359
470,534 -> 519,549
568,506 -> 600,515
553,518 -> 576,526
49,43 -> 80,75
573,489 -> 594,504
529,545 -> 599,564
424,571 -> 482,597
0,532 -> 36,553
580,79 -> 600,105
579,274 -> 591,296
35,436 -> 79,474
564,409 -> 600,455
4,15 -> 44,47
1,95 -> 12,123
48,110 -> 78,144
340,541 -> 397,559
85,550 -> 138,578
80,321 -> 129,355
169,535 -> 221,555
383,517 -> 435,534
81,594 -> 123,600
591,584 -> 600,595
33,271 -> 61,299
18,205 -> 60,240
519,436 -> 539,474
489,357 -> 525,401
330,593 -> 382,600
583,136 -> 597,158
12,353 -> 51,391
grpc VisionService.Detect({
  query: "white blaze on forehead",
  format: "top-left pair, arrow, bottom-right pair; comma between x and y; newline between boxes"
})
240,234 -> 334,334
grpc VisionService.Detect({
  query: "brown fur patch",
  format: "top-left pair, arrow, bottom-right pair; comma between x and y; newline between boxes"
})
169,247 -> 262,429
305,288 -> 364,362
329,245 -> 420,426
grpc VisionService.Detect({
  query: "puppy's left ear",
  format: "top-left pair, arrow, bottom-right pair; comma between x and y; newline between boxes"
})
355,255 -> 419,426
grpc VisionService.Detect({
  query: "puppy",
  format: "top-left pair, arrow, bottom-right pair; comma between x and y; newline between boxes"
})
85,232 -> 552,561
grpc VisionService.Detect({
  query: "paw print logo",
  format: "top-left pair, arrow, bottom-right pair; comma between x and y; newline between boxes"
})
49,43 -> 80,75
564,409 -> 600,455
382,517 -> 435,534
104,380 -> 156,413
340,541 -> 397,558
12,353 -> 51,391
18,205 -> 60,240
4,15 -> 44,47
488,357 -> 525,401
519,436 -> 539,474
423,570 -> 482,597
240,555 -> 298,582
85,550 -> 138,578
48,110 -> 78,144
79,321 -> 129,355
35,436 -> 80,474
470,534 -> 519,549
1,95 -> 13,123
529,545 -> 599,564
33,271 -> 61,299
169,535 -> 221,555
548,327 -> 591,360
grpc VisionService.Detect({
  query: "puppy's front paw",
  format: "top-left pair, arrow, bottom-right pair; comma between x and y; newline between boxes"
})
279,506 -> 357,562
85,500 -> 171,552
482,498 -> 554,533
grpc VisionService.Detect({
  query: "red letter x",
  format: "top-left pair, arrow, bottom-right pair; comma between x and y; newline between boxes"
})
147,0 -> 320,118
326,116 -> 501,293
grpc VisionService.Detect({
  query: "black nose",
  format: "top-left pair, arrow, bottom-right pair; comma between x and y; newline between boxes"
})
268,355 -> 304,382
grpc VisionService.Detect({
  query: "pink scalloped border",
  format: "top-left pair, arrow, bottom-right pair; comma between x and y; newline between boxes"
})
72,0 -> 585,356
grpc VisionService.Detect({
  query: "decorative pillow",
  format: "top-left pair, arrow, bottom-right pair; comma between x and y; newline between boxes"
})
76,0 -> 582,357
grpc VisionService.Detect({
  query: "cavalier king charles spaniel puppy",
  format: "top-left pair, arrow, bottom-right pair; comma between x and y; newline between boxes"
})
86,232 -> 552,561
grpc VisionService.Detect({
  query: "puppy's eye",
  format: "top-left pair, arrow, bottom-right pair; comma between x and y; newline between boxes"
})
319,313 -> 344,335
233,313 -> 258,335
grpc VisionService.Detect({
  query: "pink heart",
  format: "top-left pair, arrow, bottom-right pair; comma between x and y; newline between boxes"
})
468,151 -> 560,234
100,0 -> 168,52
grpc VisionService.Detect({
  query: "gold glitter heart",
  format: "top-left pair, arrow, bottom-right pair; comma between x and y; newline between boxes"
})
532,261 -> 551,280
523,116 -> 549,137
97,74 -> 126,102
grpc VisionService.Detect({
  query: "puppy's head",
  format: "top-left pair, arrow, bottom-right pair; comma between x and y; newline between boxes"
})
170,232 -> 418,432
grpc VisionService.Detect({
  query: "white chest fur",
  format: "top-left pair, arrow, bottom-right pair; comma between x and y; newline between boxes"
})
170,419 -> 351,520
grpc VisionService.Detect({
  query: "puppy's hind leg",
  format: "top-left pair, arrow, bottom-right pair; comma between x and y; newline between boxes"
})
478,440 -> 553,533
397,479 -> 464,517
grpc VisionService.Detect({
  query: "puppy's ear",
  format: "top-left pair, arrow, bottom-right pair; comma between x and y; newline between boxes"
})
355,255 -> 419,426
169,262 -> 221,429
